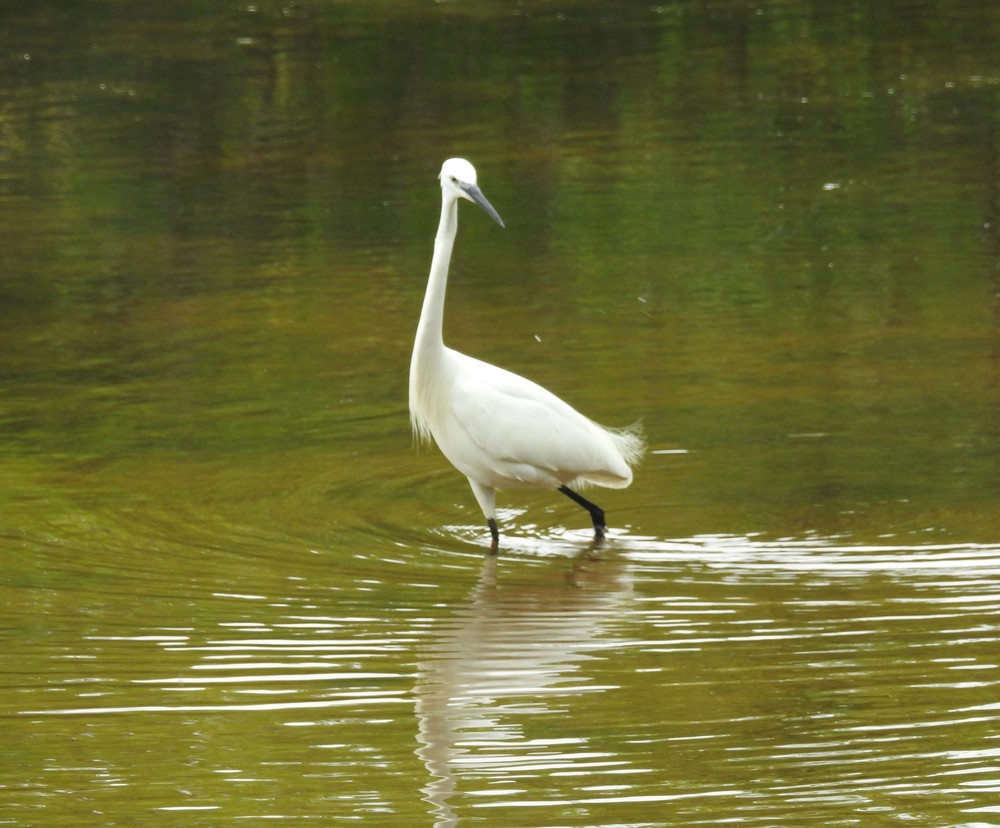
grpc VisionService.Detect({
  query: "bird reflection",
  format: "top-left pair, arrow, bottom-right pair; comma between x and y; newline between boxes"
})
414,549 -> 633,826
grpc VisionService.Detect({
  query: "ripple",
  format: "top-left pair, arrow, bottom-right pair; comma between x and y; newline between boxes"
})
619,533 -> 1000,576
22,694 -> 412,717
7,473 -> 1000,827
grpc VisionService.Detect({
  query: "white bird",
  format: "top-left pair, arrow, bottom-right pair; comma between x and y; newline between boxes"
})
409,158 -> 644,553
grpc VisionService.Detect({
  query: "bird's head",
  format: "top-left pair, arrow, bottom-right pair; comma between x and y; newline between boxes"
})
439,158 -> 505,228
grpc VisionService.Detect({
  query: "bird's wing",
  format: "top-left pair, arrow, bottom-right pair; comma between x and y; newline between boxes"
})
446,358 -> 629,485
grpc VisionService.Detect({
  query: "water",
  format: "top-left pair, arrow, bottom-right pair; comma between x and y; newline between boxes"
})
2,1 -> 1000,825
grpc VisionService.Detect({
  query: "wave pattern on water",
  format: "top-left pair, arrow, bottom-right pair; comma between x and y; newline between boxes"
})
6,493 -> 1000,826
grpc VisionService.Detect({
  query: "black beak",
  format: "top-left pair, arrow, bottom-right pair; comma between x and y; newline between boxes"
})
461,183 -> 505,228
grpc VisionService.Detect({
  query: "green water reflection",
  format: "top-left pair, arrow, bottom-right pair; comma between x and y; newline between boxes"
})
2,1 -> 999,826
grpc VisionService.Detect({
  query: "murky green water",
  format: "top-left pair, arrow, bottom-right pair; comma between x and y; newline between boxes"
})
2,1 -> 1000,825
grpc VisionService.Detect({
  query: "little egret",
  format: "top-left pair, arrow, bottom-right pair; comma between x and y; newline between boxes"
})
409,158 -> 644,553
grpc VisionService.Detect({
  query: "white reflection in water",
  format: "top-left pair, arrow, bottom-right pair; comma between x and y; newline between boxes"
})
621,534 -> 1000,577
414,552 -> 635,827
411,531 -> 1000,824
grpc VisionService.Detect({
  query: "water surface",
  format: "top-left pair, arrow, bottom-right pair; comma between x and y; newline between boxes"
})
2,1 -> 999,826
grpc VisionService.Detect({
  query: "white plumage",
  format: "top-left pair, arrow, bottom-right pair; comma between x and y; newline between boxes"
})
409,158 -> 643,552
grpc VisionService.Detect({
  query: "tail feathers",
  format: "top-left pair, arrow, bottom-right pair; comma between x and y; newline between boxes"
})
608,421 -> 646,470
572,420 -> 646,490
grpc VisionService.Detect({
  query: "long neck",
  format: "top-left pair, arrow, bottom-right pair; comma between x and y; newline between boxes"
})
413,194 -> 459,360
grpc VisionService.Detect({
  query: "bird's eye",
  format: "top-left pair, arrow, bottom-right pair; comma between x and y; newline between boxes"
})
450,176 -> 459,184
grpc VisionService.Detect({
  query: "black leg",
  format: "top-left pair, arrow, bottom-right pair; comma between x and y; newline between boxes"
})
558,486 -> 606,538
487,518 -> 499,554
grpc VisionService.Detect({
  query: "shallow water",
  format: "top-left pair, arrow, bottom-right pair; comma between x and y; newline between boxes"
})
2,1 -> 1000,826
